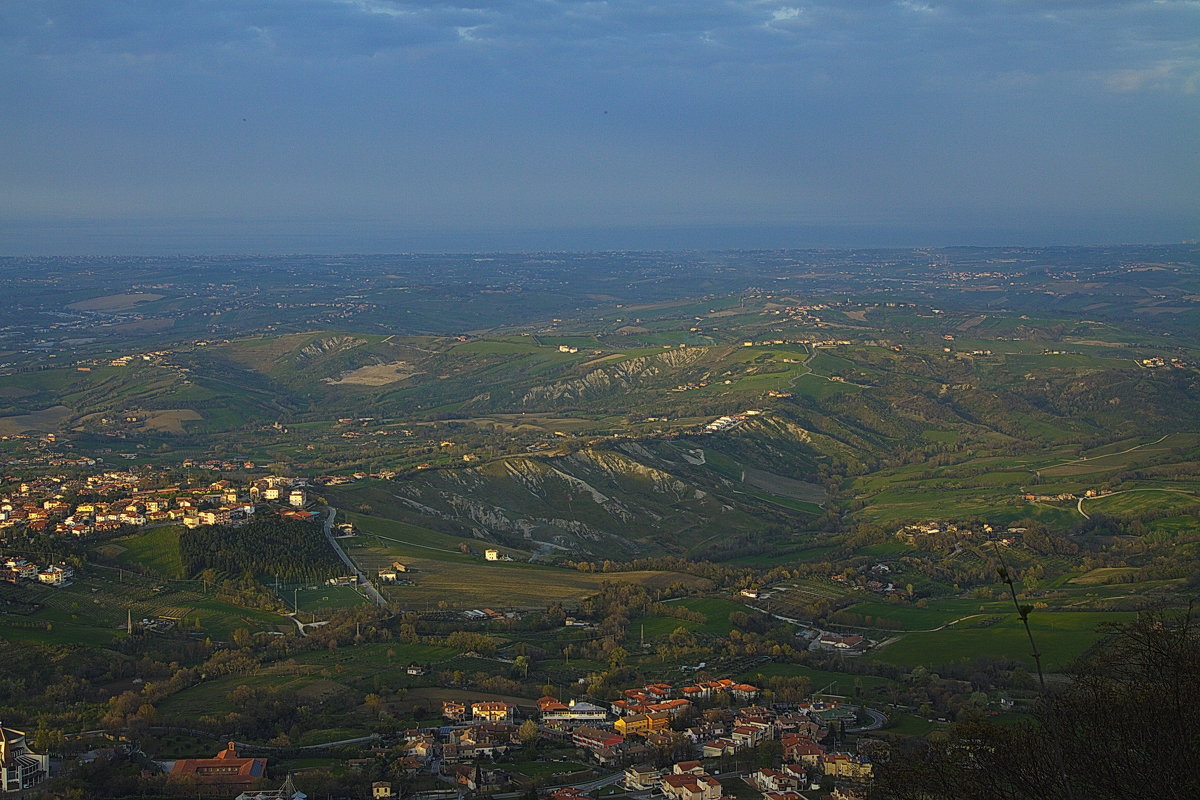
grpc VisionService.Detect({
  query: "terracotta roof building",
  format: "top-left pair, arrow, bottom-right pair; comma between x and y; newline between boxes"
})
168,742 -> 267,789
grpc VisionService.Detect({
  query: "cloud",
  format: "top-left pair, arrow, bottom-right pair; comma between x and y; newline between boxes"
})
1,0 -> 1196,246
1102,59 -> 1200,93
2,0 -> 1197,89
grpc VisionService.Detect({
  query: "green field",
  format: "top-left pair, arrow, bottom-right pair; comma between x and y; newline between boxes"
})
839,600 -> 996,630
344,510 -> 498,555
741,662 -> 894,694
872,610 -> 1133,670
113,526 -> 185,579
284,584 -> 371,616
343,519 -> 713,609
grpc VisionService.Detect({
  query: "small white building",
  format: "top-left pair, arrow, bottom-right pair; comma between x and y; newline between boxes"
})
288,489 -> 306,507
484,549 -> 500,561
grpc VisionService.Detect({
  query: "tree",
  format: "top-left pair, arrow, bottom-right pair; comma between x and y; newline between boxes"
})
875,611 -> 1200,800
607,645 -> 628,670
518,719 -> 539,745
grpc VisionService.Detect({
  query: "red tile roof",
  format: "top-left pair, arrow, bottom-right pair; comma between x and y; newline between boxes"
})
168,743 -> 266,787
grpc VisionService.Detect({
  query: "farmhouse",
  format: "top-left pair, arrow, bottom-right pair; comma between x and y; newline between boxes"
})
816,633 -> 868,651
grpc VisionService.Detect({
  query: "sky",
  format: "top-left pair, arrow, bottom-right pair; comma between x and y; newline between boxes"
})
1,0 -> 1198,254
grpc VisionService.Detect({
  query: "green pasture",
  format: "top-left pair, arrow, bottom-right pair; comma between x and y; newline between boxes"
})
296,727 -> 372,746
283,584 -> 370,616
883,714 -> 940,736
673,597 -> 746,636
159,672 -> 355,717
1080,489 -> 1199,517
183,598 -> 288,639
699,447 -> 744,481
452,339 -> 546,355
114,525 -> 185,579
787,374 -> 861,399
741,662 -> 894,694
871,610 -> 1133,670
739,488 -> 822,514
350,538 -> 712,610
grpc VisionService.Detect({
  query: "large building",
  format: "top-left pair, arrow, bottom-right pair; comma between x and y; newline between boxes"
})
168,742 -> 268,790
0,725 -> 49,793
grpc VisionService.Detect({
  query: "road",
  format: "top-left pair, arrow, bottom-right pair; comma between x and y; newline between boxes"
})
1040,433 -> 1172,479
322,507 -> 387,607
847,706 -> 887,733
573,770 -> 628,793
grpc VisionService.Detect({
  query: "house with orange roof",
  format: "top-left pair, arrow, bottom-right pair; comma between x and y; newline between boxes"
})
783,736 -> 825,764
646,699 -> 692,718
168,742 -> 267,790
615,712 -> 670,736
471,701 -> 513,722
730,683 -> 759,702
660,772 -> 722,800
538,696 -> 569,714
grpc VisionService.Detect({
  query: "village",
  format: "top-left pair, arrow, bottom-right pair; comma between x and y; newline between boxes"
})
0,470 -> 327,592
0,671 -> 877,799
0,471 -> 317,542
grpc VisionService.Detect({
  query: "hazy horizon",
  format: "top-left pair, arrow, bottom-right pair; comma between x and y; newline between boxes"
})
3,217 -> 1196,258
4,1 -> 1198,256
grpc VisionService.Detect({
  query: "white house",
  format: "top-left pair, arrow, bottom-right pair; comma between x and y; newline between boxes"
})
36,564 -> 73,587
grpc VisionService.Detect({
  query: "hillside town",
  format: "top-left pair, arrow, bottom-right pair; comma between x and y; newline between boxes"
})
0,471 -> 316,541
41,677 -> 874,799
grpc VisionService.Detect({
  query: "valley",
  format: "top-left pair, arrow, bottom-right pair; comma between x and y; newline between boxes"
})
0,245 -> 1197,796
